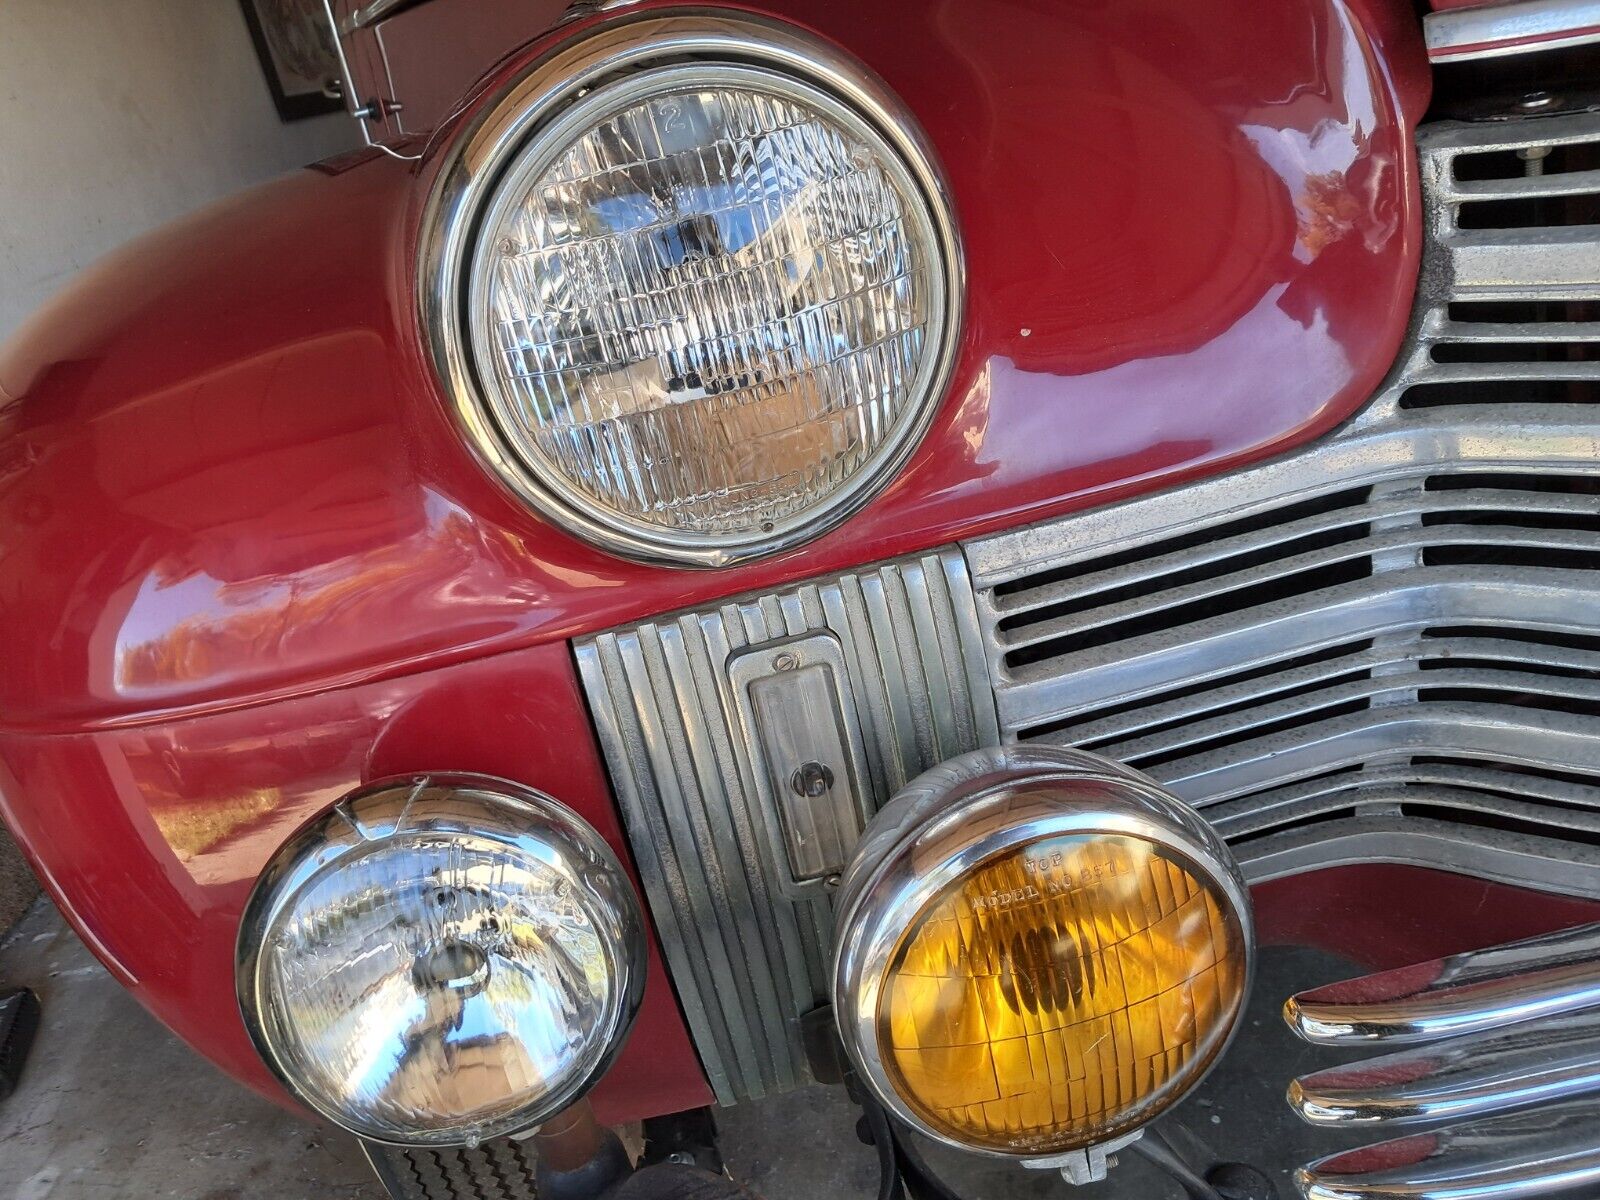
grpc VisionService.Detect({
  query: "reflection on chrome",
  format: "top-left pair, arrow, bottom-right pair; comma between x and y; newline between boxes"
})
1290,1009 -> 1600,1126
1296,1099 -> 1600,1200
1286,924 -> 1600,1199
236,774 -> 646,1146
1285,923 -> 1600,1045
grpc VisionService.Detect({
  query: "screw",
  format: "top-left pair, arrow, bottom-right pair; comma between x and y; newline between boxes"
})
791,761 -> 836,798
666,1151 -> 696,1166
772,651 -> 798,672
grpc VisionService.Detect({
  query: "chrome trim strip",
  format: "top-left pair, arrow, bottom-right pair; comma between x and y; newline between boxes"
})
1425,0 -> 1600,63
1286,927 -> 1600,1195
417,9 -> 965,568
1285,924 -> 1600,1046
1236,821 -> 1600,899
1290,1010 -> 1600,1126
1296,1099 -> 1600,1200
574,550 -> 998,1103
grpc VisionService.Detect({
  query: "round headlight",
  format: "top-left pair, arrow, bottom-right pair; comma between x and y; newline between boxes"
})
833,747 -> 1252,1160
236,775 -> 645,1146
425,12 -> 961,567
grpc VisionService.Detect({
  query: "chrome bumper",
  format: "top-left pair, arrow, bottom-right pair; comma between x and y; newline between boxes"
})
1286,923 -> 1600,1199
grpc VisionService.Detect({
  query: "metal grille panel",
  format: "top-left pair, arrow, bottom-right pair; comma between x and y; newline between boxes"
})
575,550 -> 998,1104
968,111 -> 1600,896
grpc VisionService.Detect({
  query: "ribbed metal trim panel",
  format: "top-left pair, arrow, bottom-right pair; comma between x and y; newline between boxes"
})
966,111 -> 1600,898
574,549 -> 999,1104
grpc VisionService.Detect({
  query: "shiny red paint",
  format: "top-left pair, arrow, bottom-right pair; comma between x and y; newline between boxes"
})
1254,866 -> 1600,971
0,0 -> 1432,1124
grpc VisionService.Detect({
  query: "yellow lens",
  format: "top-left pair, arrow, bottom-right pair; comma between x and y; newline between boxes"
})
878,831 -> 1246,1154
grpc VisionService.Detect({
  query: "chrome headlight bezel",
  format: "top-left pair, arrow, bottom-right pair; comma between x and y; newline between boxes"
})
235,773 -> 646,1147
832,746 -> 1256,1160
419,9 -> 964,568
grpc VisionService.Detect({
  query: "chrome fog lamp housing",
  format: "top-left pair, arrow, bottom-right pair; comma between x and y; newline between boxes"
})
422,11 -> 963,567
236,774 -> 645,1147
833,746 -> 1254,1167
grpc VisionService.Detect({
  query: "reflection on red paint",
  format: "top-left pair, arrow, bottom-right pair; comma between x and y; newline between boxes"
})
0,0 -> 1427,731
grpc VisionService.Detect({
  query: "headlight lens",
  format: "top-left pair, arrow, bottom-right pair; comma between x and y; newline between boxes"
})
432,16 -> 960,566
834,747 -> 1252,1159
237,776 -> 645,1146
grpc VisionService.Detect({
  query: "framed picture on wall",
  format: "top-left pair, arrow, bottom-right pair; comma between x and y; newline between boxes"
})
239,0 -> 346,121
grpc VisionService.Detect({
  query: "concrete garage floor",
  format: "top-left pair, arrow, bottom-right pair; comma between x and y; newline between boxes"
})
0,899 -> 1372,1200
0,833 -> 37,936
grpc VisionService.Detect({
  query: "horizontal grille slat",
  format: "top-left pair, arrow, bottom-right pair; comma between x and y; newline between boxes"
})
1057,638 -> 1600,754
1124,705 -> 1599,814
1200,764 -> 1600,839
967,414 -> 1600,591
1435,320 -> 1600,343
1418,359 -> 1600,385
994,487 -> 1598,625
1208,764 -> 1600,841
1216,784 -> 1600,845
1001,568 -> 1600,726
970,113 -> 1600,891
1454,167 -> 1600,202
999,526 -> 1596,658
1084,669 -> 1600,769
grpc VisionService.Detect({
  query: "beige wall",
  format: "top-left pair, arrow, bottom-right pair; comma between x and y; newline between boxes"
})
0,0 -> 359,342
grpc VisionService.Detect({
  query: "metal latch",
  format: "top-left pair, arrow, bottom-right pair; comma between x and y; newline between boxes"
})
728,632 -> 871,890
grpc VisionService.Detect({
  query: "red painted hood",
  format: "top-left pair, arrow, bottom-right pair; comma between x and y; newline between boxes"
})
0,0 -> 1430,733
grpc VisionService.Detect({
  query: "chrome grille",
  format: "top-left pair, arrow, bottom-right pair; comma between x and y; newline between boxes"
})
968,111 -> 1600,896
574,550 -> 997,1104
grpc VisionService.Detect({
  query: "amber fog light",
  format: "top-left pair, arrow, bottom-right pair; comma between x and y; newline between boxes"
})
236,775 -> 645,1147
832,746 -> 1252,1159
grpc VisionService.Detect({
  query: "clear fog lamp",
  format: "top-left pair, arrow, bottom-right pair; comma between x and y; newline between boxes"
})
429,15 -> 962,566
833,746 -> 1253,1163
236,775 -> 646,1146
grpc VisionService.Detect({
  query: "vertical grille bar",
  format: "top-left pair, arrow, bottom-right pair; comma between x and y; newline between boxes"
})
575,549 -> 997,1103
